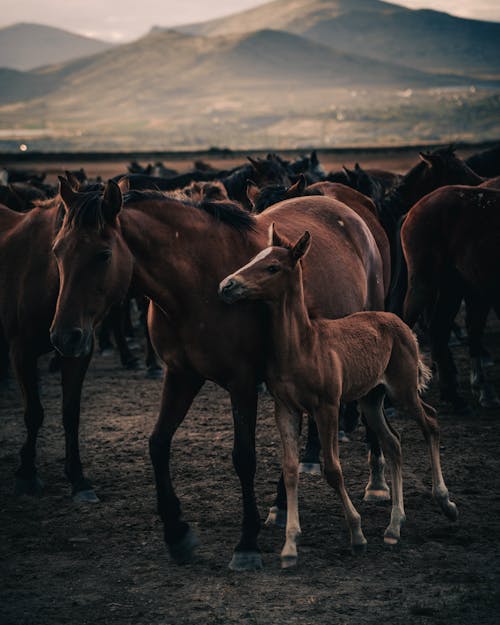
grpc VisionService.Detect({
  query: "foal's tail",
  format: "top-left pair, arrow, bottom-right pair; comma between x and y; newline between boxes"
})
417,354 -> 432,394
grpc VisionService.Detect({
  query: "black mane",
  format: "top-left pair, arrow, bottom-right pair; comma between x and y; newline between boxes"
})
123,188 -> 256,232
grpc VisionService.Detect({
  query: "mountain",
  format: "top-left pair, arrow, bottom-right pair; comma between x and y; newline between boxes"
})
172,0 -> 500,79
0,22 -> 114,71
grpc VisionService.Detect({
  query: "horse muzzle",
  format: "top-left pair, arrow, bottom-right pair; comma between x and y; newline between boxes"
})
218,277 -> 247,303
50,326 -> 93,358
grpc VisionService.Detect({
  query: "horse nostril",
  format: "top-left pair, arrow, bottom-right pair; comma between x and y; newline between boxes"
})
69,328 -> 83,344
224,279 -> 236,291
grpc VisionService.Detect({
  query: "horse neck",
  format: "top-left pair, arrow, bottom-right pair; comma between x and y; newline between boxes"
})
267,264 -> 314,369
119,200 -> 258,316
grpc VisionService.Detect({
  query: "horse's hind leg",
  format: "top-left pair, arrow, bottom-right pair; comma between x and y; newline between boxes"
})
359,386 -> 405,545
363,417 -> 390,503
465,293 -> 499,408
299,415 -> 321,475
60,352 -> 97,502
315,404 -> 366,554
10,341 -> 44,495
274,400 -> 302,568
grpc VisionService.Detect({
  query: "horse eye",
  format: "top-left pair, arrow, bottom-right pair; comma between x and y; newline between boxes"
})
96,249 -> 112,262
266,265 -> 279,274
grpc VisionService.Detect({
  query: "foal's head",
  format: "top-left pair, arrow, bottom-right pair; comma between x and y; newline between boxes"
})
50,177 -> 133,357
218,224 -> 311,303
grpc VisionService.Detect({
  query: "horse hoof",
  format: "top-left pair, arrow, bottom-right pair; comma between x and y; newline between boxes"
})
351,541 -> 367,556
265,506 -> 287,528
364,489 -> 391,503
73,489 -> 100,503
281,555 -> 298,569
229,551 -> 263,571
169,528 -> 200,564
479,395 -> 500,409
14,475 -> 44,496
338,430 -> 350,443
146,367 -> 163,380
441,500 -> 459,522
100,348 -> 114,358
299,462 -> 321,475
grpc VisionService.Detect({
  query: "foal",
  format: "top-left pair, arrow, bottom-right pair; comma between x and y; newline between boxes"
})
219,225 -> 457,567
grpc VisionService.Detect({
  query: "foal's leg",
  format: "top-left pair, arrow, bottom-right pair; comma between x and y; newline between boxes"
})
228,382 -> 262,571
10,341 -> 44,495
363,417 -> 391,502
315,404 -> 366,553
149,369 -> 204,564
274,401 -> 302,568
60,352 -> 97,502
359,387 -> 405,544
465,294 -> 499,408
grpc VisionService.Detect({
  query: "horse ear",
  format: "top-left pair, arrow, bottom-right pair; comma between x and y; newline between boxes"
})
102,179 -> 123,222
117,176 -> 130,194
343,165 -> 355,183
291,231 -> 311,263
248,156 -> 265,172
310,150 -> 319,167
285,174 -> 307,199
268,222 -> 289,248
354,162 -> 361,172
419,152 -> 433,167
58,175 -> 78,211
246,180 -> 259,208
64,170 -> 81,191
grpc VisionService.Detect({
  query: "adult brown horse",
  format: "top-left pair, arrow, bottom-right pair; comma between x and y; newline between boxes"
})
0,196 -> 98,501
402,185 -> 500,410
50,179 -> 386,570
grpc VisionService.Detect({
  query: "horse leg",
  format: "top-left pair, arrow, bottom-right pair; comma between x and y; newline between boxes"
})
11,342 -> 44,495
299,415 -> 321,475
465,294 -> 499,408
60,352 -> 98,502
228,383 -> 262,571
363,416 -> 391,502
149,369 -> 204,564
97,310 -> 114,355
394,392 -> 458,521
274,401 -> 302,568
428,277 -> 465,412
359,387 -> 405,544
315,404 -> 366,553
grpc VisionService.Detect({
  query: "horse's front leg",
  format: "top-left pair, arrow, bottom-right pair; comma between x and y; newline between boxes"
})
60,350 -> 97,502
149,368 -> 204,564
465,293 -> 499,408
228,381 -> 262,571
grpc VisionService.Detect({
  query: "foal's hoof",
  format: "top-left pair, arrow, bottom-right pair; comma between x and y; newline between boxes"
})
299,462 -> 321,475
364,488 -> 391,503
265,506 -> 287,528
281,555 -> 298,569
169,528 -> 200,564
351,540 -> 367,556
441,500 -> 459,522
146,366 -> 163,380
73,489 -> 100,504
229,551 -> 263,571
14,475 -> 44,496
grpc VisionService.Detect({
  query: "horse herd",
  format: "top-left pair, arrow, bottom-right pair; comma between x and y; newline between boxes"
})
0,144 -> 499,570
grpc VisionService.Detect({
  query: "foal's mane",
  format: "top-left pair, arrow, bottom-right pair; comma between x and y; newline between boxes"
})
123,189 -> 256,232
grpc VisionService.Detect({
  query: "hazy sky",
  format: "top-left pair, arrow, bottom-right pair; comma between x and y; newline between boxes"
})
2,0 -> 499,42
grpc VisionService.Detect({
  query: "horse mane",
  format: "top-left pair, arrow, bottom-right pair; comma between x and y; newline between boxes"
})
123,188 -> 256,232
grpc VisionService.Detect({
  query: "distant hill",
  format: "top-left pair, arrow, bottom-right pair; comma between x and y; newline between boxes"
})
172,0 -> 500,79
0,22 -> 114,71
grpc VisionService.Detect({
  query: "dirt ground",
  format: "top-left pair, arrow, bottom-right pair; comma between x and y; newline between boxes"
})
1,152 -> 500,625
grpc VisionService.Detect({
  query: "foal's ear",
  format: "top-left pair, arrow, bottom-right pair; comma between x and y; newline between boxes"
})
58,175 -> 78,211
285,174 -> 307,199
268,222 -> 289,248
418,152 -> 434,168
246,180 -> 259,208
291,231 -> 311,263
102,179 -> 123,222
117,176 -> 130,194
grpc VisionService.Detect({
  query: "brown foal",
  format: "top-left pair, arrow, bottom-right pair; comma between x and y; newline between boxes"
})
219,225 -> 457,568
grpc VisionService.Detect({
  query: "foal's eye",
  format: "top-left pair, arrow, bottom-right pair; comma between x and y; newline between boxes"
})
266,265 -> 280,274
95,249 -> 112,263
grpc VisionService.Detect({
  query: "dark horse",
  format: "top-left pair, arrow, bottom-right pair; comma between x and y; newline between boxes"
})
0,196 -> 98,501
402,185 -> 500,410
50,179 -> 386,570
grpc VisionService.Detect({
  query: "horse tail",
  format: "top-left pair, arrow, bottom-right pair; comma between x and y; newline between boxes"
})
417,353 -> 432,394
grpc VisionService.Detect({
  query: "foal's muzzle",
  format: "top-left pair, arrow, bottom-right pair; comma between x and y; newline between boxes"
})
50,326 -> 93,358
218,277 -> 246,303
